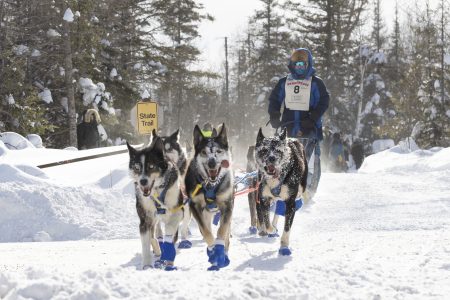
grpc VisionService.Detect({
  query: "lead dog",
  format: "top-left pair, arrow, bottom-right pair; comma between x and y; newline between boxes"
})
127,137 -> 185,270
254,127 -> 308,255
151,129 -> 192,248
184,124 -> 234,270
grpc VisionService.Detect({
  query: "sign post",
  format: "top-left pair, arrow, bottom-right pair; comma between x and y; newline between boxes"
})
134,101 -> 158,134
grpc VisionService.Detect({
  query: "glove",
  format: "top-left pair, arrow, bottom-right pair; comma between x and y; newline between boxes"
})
269,113 -> 281,129
300,117 -> 315,130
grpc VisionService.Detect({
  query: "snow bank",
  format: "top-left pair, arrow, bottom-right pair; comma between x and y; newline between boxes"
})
360,146 -> 450,173
0,142 -> 136,243
0,132 -> 35,150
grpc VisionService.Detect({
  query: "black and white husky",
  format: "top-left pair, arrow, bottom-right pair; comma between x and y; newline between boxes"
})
127,137 -> 185,270
254,127 -> 308,256
151,129 -> 191,248
185,124 -> 234,271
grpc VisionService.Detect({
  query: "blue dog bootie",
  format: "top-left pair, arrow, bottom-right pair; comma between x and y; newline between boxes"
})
153,255 -> 163,269
178,240 -> 192,249
278,246 -> 292,256
207,244 -> 230,269
268,228 -> 279,238
249,226 -> 258,235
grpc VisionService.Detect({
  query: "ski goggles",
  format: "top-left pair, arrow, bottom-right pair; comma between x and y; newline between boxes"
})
294,61 -> 307,67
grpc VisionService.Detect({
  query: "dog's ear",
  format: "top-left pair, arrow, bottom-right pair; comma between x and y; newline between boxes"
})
279,127 -> 287,141
169,129 -> 180,142
193,125 -> 204,147
211,128 -> 218,137
216,123 -> 228,149
256,128 -> 265,145
152,136 -> 165,158
152,129 -> 158,138
126,142 -> 136,156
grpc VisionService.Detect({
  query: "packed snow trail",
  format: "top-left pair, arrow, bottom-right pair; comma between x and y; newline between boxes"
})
0,147 -> 449,299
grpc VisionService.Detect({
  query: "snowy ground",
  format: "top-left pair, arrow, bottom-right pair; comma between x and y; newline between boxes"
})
1,141 -> 449,299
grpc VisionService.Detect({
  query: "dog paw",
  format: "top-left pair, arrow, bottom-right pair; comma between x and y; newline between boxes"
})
207,265 -> 220,271
153,259 -> 164,269
258,231 -> 268,236
278,247 -> 292,256
268,229 -> 279,238
249,226 -> 258,235
208,244 -> 229,268
142,264 -> 152,270
178,240 -> 192,249
164,265 -> 178,271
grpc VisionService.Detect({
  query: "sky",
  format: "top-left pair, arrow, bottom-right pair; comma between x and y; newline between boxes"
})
196,0 -> 441,69
1,132 -> 449,299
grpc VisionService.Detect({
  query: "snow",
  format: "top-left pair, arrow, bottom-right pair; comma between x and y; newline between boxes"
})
13,45 -> 29,55
140,89 -> 150,99
63,8 -> 74,22
38,88 -> 53,104
46,29 -> 61,38
372,139 -> 395,153
109,68 -> 118,79
0,133 -> 449,299
7,94 -> 15,105
444,53 -> 450,65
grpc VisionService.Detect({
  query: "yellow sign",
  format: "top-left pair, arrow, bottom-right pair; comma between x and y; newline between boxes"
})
136,102 -> 158,134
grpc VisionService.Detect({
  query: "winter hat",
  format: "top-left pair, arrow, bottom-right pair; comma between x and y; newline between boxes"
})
84,109 -> 101,124
290,49 -> 309,62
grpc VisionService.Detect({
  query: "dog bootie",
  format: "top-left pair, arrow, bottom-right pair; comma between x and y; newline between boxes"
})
249,226 -> 257,235
178,240 -> 192,249
164,265 -> 178,271
278,246 -> 292,256
208,244 -> 229,268
153,256 -> 163,269
161,242 -> 176,262
268,228 -> 279,238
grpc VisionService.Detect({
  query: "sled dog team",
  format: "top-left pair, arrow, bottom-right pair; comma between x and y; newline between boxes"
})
127,124 -> 308,271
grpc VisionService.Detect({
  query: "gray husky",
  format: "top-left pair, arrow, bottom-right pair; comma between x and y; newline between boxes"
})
151,129 -> 192,248
127,137 -> 185,270
184,124 -> 234,271
254,127 -> 308,256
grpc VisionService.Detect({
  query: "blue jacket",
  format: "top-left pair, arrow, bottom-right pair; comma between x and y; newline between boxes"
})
268,48 -> 330,140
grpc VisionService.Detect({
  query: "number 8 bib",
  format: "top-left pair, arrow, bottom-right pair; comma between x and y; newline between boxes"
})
284,77 -> 312,111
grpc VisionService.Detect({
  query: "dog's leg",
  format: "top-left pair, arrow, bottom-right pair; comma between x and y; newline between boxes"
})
160,211 -> 183,270
190,202 -> 215,246
272,213 -> 279,229
217,201 -> 233,250
139,218 -> 152,269
248,190 -> 258,232
256,198 -> 270,235
179,204 -> 191,242
279,197 -> 296,255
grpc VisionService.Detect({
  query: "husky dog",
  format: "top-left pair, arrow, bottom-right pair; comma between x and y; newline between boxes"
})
185,124 -> 234,271
151,129 -> 192,248
254,127 -> 308,256
127,137 -> 185,270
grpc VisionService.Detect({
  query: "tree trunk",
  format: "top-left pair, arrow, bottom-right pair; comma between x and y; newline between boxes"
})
63,20 -> 77,147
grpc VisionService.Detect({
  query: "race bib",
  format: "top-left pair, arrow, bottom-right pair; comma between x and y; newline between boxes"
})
284,78 -> 311,111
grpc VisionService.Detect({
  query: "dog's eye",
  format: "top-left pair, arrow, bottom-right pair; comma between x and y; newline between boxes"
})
201,149 -> 207,156
134,163 -> 141,171
259,148 -> 268,156
216,149 -> 223,154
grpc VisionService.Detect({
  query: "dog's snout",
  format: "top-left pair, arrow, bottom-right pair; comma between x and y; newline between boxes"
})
268,155 -> 276,163
140,178 -> 148,186
207,158 -> 216,169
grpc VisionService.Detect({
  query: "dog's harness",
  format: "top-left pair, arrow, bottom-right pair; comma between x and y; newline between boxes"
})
192,175 -> 225,212
149,168 -> 186,215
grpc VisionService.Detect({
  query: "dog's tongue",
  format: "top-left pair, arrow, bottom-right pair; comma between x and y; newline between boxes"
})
142,187 -> 150,196
208,169 -> 218,180
267,165 -> 276,174
221,160 -> 230,168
